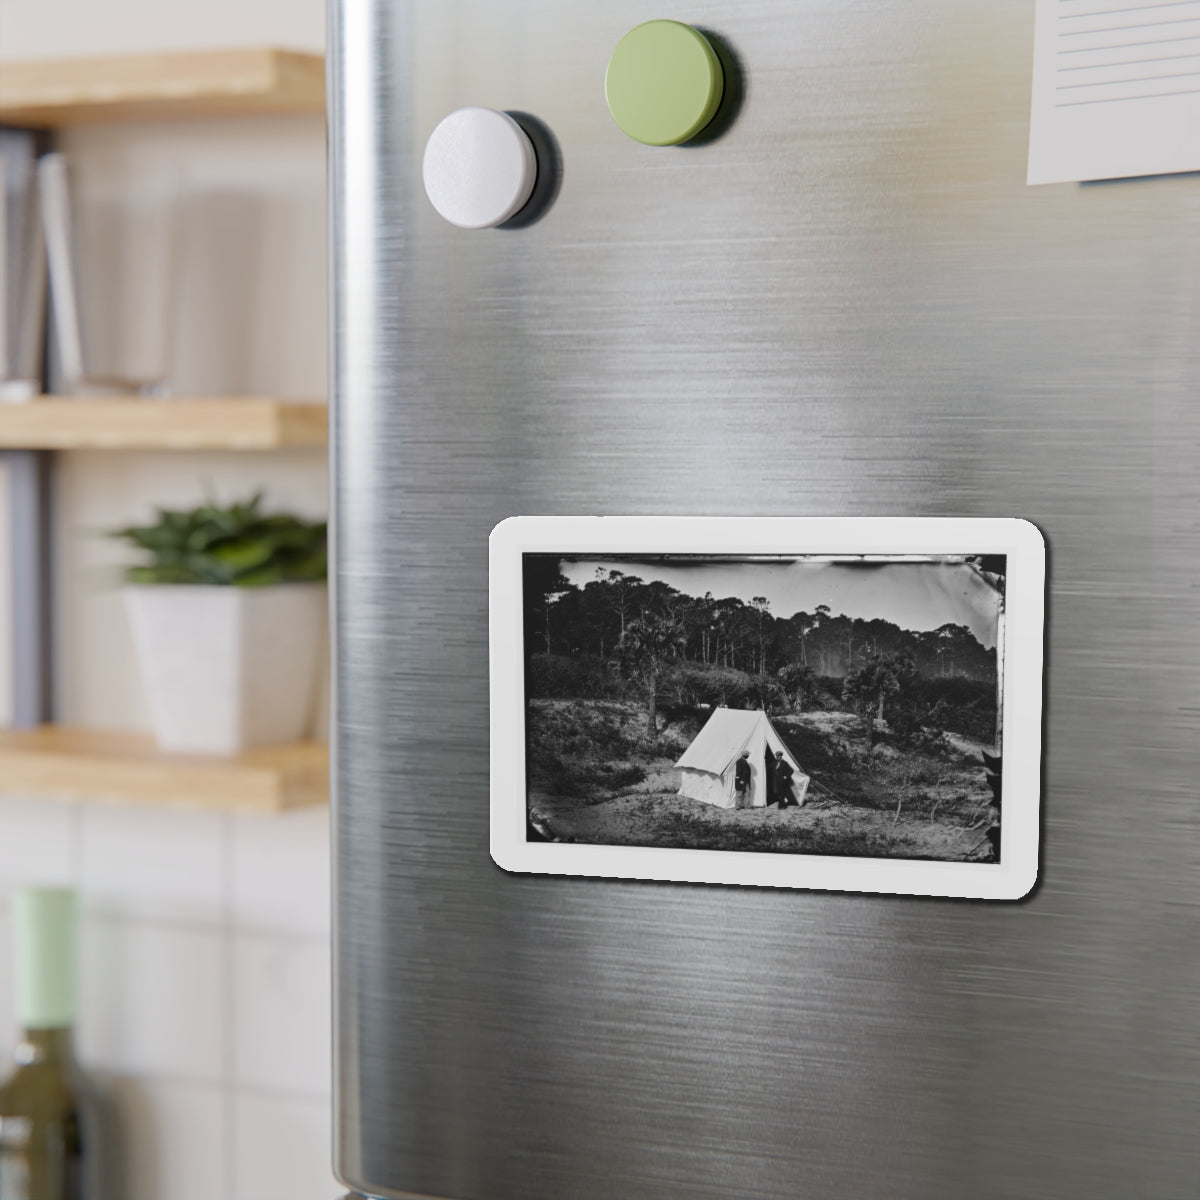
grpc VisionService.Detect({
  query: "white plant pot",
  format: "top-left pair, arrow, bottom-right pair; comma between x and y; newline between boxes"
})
124,583 -> 326,756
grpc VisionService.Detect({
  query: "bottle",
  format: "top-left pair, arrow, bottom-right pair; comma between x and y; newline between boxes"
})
0,888 -> 87,1200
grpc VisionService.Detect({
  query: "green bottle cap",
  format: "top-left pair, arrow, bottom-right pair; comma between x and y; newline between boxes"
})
605,20 -> 724,146
12,887 -> 77,1029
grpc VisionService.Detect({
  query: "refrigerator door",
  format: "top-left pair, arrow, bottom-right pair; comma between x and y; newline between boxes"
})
329,2 -> 1200,1198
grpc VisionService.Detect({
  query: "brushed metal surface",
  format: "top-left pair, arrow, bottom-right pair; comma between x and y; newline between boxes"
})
330,2 -> 1200,1197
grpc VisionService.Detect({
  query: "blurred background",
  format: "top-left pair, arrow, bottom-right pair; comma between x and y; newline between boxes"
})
0,0 -> 334,1197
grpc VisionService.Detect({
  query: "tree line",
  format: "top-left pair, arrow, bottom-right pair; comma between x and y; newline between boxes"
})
523,557 -> 997,683
523,557 -> 999,746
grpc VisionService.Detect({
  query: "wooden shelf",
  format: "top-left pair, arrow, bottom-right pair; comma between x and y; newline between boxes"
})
0,726 -> 327,813
0,48 -> 325,127
0,397 -> 327,450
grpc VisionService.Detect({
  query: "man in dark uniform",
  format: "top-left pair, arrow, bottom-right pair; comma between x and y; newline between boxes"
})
774,750 -> 797,809
734,750 -> 753,809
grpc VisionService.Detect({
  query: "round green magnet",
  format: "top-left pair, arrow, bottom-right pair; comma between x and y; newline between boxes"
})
605,20 -> 725,147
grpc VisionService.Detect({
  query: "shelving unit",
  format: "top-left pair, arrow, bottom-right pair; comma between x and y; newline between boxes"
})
0,726 -> 327,812
0,48 -> 325,126
0,49 -> 330,812
0,397 -> 327,450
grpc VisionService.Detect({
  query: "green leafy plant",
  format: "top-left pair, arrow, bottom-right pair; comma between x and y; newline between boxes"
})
112,494 -> 327,587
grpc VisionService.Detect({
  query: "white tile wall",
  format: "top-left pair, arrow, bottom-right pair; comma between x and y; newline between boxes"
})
0,796 -> 78,886
232,807 -> 331,937
0,909 -> 12,1062
80,917 -> 226,1081
232,1093 -> 339,1200
0,467 -> 9,730
0,803 -> 334,1198
233,935 -> 331,1098
107,1077 -> 227,1200
80,806 -> 225,924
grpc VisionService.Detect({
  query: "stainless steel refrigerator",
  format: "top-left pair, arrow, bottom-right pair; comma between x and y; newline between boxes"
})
328,2 -> 1200,1197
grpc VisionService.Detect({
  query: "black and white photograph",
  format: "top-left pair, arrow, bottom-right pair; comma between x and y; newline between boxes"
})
522,553 -> 1005,863
490,517 -> 1044,899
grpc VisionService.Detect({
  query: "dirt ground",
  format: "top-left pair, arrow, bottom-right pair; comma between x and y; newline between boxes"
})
527,700 -> 996,862
533,782 -> 990,861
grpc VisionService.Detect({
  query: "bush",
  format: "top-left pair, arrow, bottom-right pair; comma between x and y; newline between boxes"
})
526,699 -> 643,763
605,764 -> 646,789
526,701 -> 659,804
747,674 -> 788,714
536,751 -> 589,798
907,727 -> 956,758
528,653 -> 627,700
920,678 -> 997,743
648,717 -> 694,760
810,677 -> 846,711
659,663 -> 759,711
657,663 -> 795,716
773,717 -> 861,775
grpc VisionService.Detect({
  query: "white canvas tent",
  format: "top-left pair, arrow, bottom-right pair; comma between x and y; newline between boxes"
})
674,708 -> 809,810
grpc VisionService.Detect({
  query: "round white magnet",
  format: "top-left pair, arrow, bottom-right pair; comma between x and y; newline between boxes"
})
422,107 -> 538,230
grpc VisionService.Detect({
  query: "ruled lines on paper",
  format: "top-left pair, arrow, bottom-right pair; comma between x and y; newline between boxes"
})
1029,0 -> 1200,181
1055,0 -> 1200,107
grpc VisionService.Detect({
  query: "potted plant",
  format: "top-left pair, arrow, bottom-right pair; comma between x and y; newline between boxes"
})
113,494 -> 327,756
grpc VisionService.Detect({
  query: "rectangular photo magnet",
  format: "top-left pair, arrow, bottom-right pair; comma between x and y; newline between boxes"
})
490,517 -> 1045,900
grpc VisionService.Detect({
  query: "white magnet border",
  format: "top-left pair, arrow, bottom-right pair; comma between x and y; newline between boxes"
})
489,516 -> 1045,901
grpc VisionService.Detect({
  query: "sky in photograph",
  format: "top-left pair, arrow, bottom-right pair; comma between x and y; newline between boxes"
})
558,557 -> 1002,648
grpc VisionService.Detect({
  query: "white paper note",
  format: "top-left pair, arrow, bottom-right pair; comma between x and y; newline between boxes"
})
1028,0 -> 1200,184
